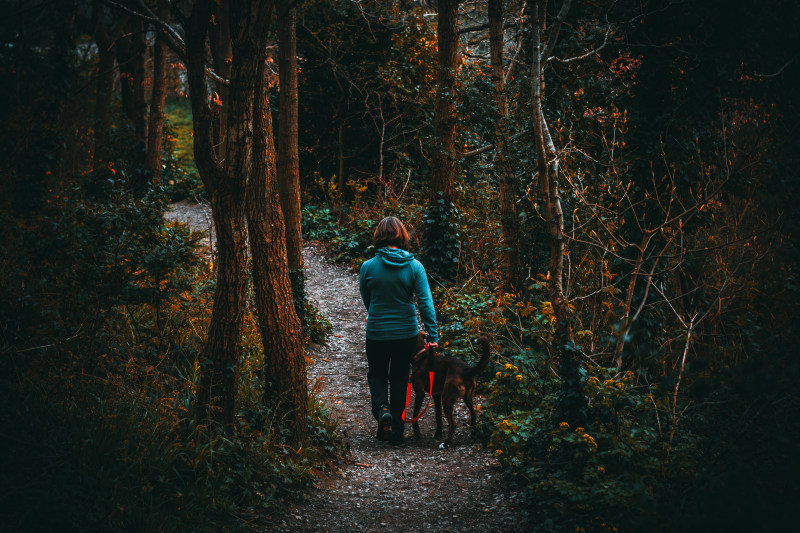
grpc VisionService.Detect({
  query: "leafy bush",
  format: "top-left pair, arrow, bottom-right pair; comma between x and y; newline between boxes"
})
304,302 -> 333,345
483,365 -> 664,532
302,205 -> 340,242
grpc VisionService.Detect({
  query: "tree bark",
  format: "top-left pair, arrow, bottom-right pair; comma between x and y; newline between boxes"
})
277,0 -> 306,320
430,0 -> 461,205
186,0 -> 251,430
248,62 -> 308,444
209,0 -> 233,157
425,0 -> 462,278
145,0 -> 169,182
489,0 -> 520,289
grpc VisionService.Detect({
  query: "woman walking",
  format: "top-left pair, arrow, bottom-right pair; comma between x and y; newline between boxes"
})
359,216 -> 438,444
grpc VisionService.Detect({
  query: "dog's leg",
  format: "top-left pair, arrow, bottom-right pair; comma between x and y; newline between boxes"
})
433,393 -> 443,440
443,397 -> 456,448
412,382 -> 425,440
464,381 -> 477,427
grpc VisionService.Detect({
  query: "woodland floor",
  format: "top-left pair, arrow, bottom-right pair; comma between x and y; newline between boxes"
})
166,200 -> 525,533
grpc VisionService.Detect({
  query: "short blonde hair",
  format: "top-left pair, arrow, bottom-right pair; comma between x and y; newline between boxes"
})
373,216 -> 410,250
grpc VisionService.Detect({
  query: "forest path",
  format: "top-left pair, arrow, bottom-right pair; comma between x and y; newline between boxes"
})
165,201 -> 523,532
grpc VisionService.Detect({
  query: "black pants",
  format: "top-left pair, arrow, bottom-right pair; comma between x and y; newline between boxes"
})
366,336 -> 417,436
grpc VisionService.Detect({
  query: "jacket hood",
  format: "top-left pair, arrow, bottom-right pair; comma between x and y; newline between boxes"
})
375,247 -> 414,268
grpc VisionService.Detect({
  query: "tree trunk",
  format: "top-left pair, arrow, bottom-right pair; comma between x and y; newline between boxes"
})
277,0 -> 306,320
209,0 -> 232,157
117,19 -> 147,143
530,0 -> 583,424
489,0 -> 520,289
426,0 -> 461,278
91,1 -> 124,168
249,63 -> 308,444
430,0 -> 461,205
186,0 -> 253,430
145,0 -> 169,182
93,39 -> 115,167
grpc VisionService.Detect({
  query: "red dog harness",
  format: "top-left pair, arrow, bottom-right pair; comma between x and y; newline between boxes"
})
401,342 -> 435,423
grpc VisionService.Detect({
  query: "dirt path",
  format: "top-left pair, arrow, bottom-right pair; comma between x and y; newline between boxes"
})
165,202 -> 524,532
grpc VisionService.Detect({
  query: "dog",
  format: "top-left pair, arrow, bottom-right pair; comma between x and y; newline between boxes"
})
409,334 -> 491,448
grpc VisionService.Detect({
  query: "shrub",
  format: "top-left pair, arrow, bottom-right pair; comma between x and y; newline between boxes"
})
483,365 -> 664,532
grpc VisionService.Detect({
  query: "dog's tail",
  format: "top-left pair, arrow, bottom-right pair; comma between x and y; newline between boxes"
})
465,336 -> 491,379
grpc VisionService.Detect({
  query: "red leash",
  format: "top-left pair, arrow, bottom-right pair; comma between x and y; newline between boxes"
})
401,343 -> 434,423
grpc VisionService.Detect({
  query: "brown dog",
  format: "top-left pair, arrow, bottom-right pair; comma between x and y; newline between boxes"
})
409,335 -> 491,448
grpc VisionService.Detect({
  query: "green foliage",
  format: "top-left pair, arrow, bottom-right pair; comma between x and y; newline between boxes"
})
330,217 -> 376,265
422,194 -> 461,279
302,205 -> 340,241
483,366 -> 663,532
304,302 -> 333,345
162,100 -> 204,200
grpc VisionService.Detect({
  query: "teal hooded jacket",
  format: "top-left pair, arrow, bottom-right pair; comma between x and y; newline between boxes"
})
359,247 -> 438,343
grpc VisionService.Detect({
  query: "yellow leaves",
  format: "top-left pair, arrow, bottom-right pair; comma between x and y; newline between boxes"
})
518,302 -> 536,318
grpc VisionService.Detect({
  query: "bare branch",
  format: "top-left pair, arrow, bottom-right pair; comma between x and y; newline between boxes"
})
460,131 -> 526,159
540,0 -> 572,62
754,56 -> 796,78
549,25 -> 611,64
100,0 -> 230,86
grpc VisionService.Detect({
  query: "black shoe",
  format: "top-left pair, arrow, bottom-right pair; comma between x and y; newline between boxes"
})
377,408 -> 392,441
389,432 -> 404,446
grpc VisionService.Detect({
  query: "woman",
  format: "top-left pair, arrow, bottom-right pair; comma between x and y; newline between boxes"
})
359,216 -> 438,444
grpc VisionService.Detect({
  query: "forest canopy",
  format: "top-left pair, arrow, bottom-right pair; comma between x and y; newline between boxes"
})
1,0 -> 798,531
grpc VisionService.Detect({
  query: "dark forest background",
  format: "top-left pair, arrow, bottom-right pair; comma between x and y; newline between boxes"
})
1,0 -> 798,531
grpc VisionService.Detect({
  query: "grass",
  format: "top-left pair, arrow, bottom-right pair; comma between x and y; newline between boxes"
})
165,98 -> 197,177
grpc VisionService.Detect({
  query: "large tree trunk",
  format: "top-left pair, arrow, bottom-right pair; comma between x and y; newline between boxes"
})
277,0 -> 306,320
145,0 -> 169,182
430,0 -> 461,205
530,0 -> 583,424
489,0 -> 520,289
426,0 -> 461,278
186,0 -> 251,430
248,63 -> 308,444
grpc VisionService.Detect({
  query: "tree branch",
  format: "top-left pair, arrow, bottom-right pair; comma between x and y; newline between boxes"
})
549,25 -> 611,64
460,131 -> 526,158
100,0 -> 229,86
540,0 -> 572,62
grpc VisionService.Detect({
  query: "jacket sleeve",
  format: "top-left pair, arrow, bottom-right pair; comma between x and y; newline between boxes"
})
413,261 -> 439,343
359,261 -> 371,311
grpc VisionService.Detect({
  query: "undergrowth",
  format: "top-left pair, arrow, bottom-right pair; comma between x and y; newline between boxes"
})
1,177 -> 345,531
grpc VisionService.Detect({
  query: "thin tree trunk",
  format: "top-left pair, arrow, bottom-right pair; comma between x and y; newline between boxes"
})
116,19 -> 147,143
145,0 -> 169,182
93,40 -> 115,167
531,0 -> 582,424
489,0 -> 520,289
249,63 -> 308,444
131,20 -> 148,144
91,1 -> 125,168
277,0 -> 305,319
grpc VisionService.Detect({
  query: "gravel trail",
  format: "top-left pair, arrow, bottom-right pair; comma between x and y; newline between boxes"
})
165,201 -> 524,532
